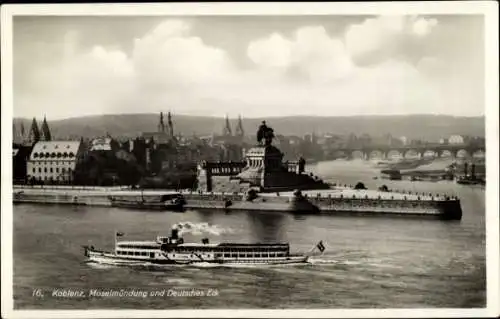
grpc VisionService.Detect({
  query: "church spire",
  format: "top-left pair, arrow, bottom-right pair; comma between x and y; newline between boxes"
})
20,122 -> 25,142
13,122 -> 25,144
28,117 -> 41,144
13,123 -> 18,143
167,111 -> 174,138
235,114 -> 244,138
222,114 -> 232,136
40,115 -> 52,141
158,112 -> 165,133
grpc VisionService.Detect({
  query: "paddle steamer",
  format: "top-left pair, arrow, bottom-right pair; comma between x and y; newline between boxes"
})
83,228 -> 324,266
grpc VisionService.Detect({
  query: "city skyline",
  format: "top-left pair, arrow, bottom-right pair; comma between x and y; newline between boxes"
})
14,14 -> 484,120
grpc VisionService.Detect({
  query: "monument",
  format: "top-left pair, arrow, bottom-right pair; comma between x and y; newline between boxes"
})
196,122 -> 330,193
256,121 -> 275,146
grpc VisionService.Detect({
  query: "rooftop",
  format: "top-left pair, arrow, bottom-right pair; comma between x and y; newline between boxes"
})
90,137 -> 114,151
30,141 -> 81,161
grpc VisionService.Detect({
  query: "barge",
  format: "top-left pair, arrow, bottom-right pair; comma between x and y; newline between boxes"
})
109,193 -> 185,211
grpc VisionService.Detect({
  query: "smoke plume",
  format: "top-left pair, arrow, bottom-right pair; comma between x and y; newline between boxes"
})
172,222 -> 235,236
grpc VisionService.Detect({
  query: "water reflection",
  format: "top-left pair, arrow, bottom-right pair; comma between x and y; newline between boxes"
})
194,209 -> 215,224
246,211 -> 288,243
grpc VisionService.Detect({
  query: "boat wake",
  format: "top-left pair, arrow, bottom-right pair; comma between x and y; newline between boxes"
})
308,258 -> 343,265
85,260 -> 311,269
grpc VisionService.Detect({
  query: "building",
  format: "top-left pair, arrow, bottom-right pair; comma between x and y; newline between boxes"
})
399,136 -> 408,146
209,115 -> 246,162
27,117 -> 41,145
449,135 -> 464,145
40,115 -> 52,141
439,137 -> 449,145
234,115 -> 245,139
142,112 -> 176,145
27,141 -> 83,183
89,137 -> 119,152
13,143 -> 33,183
13,122 -> 27,145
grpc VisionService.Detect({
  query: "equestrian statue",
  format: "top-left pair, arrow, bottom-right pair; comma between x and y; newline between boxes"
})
256,121 -> 275,146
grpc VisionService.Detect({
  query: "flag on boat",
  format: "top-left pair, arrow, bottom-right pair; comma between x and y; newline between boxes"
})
316,240 -> 326,253
116,231 -> 124,237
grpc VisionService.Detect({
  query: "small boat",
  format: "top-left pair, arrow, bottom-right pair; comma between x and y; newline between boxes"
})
455,176 -> 482,185
83,228 -> 325,266
380,169 -> 402,180
109,193 -> 185,211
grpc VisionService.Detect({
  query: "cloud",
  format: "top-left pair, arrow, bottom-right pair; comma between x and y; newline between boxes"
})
132,20 -> 234,88
247,33 -> 293,68
412,17 -> 438,37
247,26 -> 354,83
17,39 -> 135,119
15,15 -> 483,120
344,15 -> 438,65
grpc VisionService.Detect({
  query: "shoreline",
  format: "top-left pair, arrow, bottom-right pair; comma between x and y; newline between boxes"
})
13,185 -> 463,220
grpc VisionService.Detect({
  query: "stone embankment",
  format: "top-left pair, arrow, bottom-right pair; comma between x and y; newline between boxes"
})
12,185 -> 462,220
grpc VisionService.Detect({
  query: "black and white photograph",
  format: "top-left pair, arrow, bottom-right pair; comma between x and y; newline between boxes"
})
1,2 -> 498,318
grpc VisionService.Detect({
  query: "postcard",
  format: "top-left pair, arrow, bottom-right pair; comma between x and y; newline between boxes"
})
1,2 -> 498,318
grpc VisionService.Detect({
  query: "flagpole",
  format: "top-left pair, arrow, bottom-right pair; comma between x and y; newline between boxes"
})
306,242 -> 319,257
307,240 -> 326,257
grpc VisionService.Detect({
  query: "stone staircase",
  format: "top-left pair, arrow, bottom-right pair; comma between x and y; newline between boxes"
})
211,176 -> 252,193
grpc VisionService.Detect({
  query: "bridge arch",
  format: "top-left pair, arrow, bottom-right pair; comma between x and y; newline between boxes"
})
472,149 -> 485,158
387,150 -> 403,159
351,150 -> 364,160
332,150 -> 348,159
422,150 -> 438,158
403,149 -> 421,159
437,149 -> 454,158
368,150 -> 385,160
456,149 -> 470,158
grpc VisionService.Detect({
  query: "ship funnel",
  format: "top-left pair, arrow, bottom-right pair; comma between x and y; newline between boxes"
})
171,228 -> 179,239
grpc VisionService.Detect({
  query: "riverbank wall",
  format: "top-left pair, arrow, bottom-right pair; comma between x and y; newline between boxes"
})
12,185 -> 462,220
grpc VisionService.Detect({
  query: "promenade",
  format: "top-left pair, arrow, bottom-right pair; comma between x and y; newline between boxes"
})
12,184 -> 462,220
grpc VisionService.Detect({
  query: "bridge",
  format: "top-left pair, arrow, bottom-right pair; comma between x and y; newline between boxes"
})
328,143 -> 486,160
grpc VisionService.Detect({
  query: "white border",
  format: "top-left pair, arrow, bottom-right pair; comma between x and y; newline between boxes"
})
1,2 -> 498,318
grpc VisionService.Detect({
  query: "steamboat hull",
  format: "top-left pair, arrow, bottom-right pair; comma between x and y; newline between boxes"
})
85,249 -> 309,266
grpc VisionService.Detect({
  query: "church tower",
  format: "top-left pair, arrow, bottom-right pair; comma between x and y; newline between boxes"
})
158,112 -> 165,133
40,115 -> 52,141
28,117 -> 41,144
235,115 -> 244,138
13,123 -> 19,144
167,111 -> 174,138
20,122 -> 26,144
222,115 -> 232,136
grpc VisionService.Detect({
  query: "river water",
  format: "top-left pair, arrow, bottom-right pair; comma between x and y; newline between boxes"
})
13,160 -> 486,309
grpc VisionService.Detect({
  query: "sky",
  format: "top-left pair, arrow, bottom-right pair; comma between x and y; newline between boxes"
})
13,15 -> 485,120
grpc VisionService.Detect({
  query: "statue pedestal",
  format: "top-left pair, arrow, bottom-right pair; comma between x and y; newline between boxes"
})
237,145 -> 283,189
236,145 -> 329,192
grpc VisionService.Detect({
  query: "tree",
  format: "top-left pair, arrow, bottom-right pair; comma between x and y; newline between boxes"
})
354,182 -> 367,190
378,184 -> 389,192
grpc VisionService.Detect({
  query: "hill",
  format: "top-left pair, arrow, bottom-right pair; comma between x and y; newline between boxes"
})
12,114 -> 485,141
